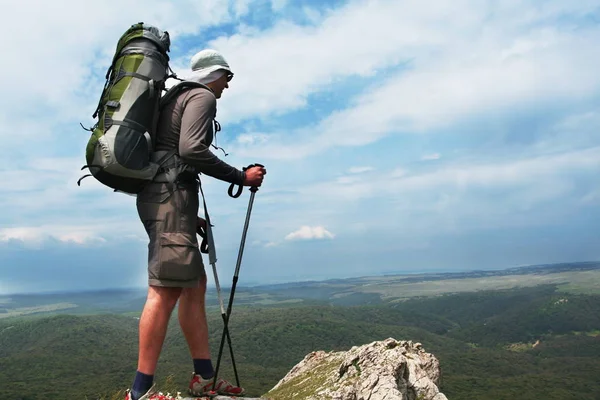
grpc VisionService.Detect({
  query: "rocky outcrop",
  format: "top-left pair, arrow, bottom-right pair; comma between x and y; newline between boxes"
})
181,396 -> 258,399
178,338 -> 446,400
264,338 -> 447,400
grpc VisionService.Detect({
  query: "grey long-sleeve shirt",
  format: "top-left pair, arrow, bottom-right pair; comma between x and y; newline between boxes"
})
155,87 -> 245,185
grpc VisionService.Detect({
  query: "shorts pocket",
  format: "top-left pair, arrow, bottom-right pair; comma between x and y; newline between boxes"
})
156,232 -> 203,282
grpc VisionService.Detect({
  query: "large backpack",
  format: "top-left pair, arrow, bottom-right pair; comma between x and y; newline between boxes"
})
78,22 -> 193,194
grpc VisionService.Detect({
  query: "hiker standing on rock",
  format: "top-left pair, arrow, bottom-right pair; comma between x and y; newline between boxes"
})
126,49 -> 266,400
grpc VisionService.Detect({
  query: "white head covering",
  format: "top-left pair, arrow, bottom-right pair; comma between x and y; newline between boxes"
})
185,49 -> 233,84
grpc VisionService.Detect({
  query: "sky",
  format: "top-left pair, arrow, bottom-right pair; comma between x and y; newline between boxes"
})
1,0 -> 600,294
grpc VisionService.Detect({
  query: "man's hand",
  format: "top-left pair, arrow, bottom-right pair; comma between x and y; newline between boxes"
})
244,166 -> 267,187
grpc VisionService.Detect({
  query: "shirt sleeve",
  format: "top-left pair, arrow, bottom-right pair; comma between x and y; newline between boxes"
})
178,89 -> 245,185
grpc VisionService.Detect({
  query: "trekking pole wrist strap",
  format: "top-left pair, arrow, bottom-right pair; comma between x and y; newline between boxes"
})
228,163 -> 264,198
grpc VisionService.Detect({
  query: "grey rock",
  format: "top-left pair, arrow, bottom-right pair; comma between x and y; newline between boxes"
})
265,338 -> 447,400
163,389 -> 265,399
180,396 -> 265,399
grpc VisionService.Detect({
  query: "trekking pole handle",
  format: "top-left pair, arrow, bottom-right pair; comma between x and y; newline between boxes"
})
228,163 -> 265,198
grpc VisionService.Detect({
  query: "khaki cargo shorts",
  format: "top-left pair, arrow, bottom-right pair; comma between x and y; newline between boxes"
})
136,182 -> 205,287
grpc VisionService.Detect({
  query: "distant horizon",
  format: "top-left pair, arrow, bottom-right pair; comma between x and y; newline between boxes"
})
2,259 -> 597,297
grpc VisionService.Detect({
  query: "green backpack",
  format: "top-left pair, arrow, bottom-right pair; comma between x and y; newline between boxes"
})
78,22 -> 204,194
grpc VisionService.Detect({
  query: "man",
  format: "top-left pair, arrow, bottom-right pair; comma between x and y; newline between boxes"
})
126,49 -> 266,400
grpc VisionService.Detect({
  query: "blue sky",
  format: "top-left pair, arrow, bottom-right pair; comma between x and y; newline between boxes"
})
2,0 -> 600,294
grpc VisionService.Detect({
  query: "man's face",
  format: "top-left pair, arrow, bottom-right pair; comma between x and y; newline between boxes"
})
209,71 -> 232,99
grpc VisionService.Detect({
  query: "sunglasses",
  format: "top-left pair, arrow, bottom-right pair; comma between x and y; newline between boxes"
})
226,72 -> 234,82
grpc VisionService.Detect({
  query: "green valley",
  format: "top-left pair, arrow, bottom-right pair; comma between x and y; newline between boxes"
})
1,263 -> 599,399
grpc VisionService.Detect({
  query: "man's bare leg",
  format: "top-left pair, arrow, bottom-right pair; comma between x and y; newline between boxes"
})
178,276 -> 244,395
178,275 -> 210,359
137,285 -> 182,374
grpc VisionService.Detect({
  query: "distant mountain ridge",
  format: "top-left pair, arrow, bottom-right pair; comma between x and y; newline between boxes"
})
2,261 -> 600,316
3,260 -> 599,297
251,260 -> 600,290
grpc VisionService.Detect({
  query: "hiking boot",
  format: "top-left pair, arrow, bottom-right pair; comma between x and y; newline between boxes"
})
124,384 -> 182,400
188,373 -> 245,397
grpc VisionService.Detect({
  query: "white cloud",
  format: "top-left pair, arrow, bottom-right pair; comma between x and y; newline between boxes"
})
0,226 -> 107,247
5,1 -> 598,160
233,0 -> 253,17
421,153 -> 441,161
0,156 -> 139,223
236,133 -> 270,145
270,0 -> 287,12
316,147 -> 600,201
0,0 -> 259,146
391,168 -> 408,178
251,146 -> 600,239
530,110 -> 600,155
400,148 -> 600,192
580,189 -> 600,206
336,176 -> 362,185
285,226 -> 335,241
206,0 -> 456,123
348,166 -> 374,174
215,1 -> 600,159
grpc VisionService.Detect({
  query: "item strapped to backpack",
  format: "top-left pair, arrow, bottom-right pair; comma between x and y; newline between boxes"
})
78,22 -> 176,194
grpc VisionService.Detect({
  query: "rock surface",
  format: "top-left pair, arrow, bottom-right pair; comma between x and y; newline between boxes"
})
179,396 -> 263,399
264,338 -> 447,400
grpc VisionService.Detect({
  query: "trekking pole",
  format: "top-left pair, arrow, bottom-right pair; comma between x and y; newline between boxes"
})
198,182 -> 240,387
197,223 -> 240,386
213,163 -> 263,390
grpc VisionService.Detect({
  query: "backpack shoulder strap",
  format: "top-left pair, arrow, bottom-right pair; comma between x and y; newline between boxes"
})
160,81 -> 210,110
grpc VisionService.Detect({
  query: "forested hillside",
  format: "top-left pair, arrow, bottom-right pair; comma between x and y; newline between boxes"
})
0,285 -> 599,400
